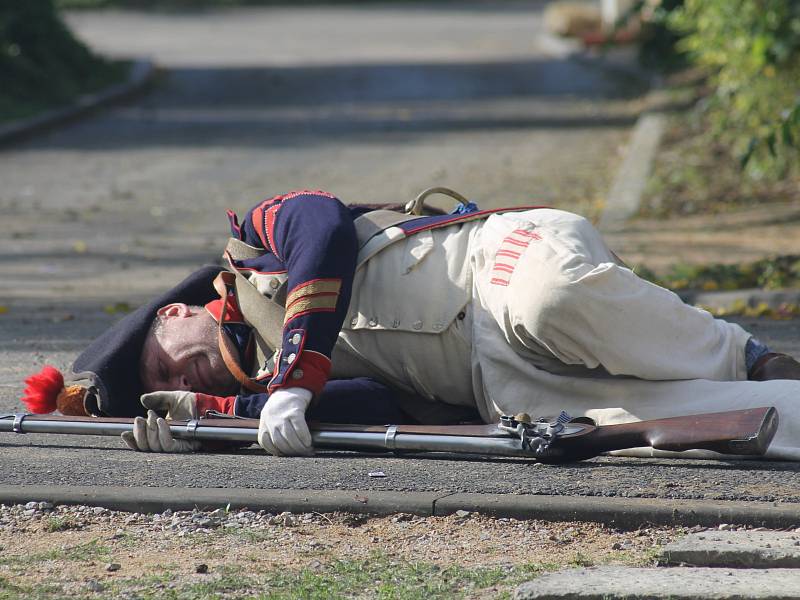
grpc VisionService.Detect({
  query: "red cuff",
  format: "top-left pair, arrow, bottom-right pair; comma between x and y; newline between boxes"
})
196,393 -> 236,416
268,350 -> 330,396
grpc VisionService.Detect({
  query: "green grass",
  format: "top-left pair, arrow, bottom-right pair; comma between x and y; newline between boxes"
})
0,539 -> 111,569
42,516 -> 82,533
238,557 -> 548,600
0,543 -> 666,599
0,577 -> 65,600
0,553 -> 556,600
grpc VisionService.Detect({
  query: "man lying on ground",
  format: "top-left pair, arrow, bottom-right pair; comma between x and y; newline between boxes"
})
25,189 -> 800,459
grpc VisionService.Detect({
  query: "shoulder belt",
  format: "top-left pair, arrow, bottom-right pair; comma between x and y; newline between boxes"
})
353,205 -> 542,266
214,206 -> 542,389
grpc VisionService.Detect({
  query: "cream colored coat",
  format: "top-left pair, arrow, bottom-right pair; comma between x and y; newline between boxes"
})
331,208 -> 800,460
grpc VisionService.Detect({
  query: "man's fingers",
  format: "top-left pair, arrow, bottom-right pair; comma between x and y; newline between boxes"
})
257,428 -> 281,456
293,418 -> 313,449
140,391 -> 197,420
132,416 -> 150,451
156,419 -> 199,453
156,416 -> 177,452
174,439 -> 201,452
257,420 -> 313,456
124,413 -> 198,453
146,411 -> 163,453
279,423 -> 313,456
120,431 -> 139,451
271,428 -> 294,456
140,392 -> 172,413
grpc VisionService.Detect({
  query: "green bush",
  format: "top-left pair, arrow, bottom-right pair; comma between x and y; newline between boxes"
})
636,255 -> 800,291
668,0 -> 800,176
0,0 -> 124,121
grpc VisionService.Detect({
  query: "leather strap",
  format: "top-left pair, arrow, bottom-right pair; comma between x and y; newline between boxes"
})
353,209 -> 419,250
212,272 -> 270,394
222,251 -> 285,347
225,237 -> 269,260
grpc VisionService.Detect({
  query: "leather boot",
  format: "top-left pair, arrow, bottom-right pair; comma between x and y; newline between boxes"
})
748,352 -> 800,381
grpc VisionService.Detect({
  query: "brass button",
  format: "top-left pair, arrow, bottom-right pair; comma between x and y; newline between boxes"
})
286,353 -> 296,364
412,321 -> 423,330
291,369 -> 304,380
269,278 -> 280,290
290,333 -> 301,345
350,316 -> 358,326
368,318 -> 377,327
391,319 -> 400,328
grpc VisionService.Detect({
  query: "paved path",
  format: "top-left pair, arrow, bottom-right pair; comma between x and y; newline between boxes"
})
2,2 -> 641,308
2,3 -> 798,503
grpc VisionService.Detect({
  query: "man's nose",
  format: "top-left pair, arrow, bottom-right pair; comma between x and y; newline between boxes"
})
171,373 -> 192,391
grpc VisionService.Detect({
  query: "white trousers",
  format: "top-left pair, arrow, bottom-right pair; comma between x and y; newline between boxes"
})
470,209 -> 800,460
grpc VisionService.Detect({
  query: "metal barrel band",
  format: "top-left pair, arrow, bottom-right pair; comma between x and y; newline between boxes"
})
185,419 -> 200,440
384,425 -> 399,451
12,413 -> 26,434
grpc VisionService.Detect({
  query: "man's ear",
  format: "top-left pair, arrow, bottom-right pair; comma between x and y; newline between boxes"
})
156,303 -> 193,319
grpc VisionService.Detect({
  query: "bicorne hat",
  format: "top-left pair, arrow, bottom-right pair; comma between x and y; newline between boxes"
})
21,265 -> 224,417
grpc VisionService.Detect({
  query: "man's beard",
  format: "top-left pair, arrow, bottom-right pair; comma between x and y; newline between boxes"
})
197,316 -> 241,396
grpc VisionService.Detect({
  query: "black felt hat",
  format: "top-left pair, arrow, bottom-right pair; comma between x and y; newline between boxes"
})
70,265 -> 224,417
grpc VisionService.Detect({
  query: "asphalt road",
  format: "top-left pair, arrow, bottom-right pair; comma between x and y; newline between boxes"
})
1,2 -> 799,503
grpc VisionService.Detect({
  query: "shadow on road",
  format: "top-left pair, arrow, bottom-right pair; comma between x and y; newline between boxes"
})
14,57 -> 646,151
148,59 -> 645,107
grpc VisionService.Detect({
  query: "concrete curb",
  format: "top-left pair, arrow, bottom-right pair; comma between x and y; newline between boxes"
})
515,566 -> 800,599
538,32 -> 666,234
434,494 -> 800,530
2,485 -> 799,529
0,486 -> 441,517
597,110 -> 666,232
0,59 -> 155,146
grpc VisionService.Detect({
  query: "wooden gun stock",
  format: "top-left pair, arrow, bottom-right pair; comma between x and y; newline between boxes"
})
536,406 -> 779,463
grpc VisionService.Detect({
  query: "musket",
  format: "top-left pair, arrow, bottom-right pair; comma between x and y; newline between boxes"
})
0,407 -> 778,462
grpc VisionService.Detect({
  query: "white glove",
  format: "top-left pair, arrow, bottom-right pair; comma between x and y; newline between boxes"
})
121,391 -> 200,453
139,390 -> 198,420
258,387 -> 314,456
121,410 -> 201,453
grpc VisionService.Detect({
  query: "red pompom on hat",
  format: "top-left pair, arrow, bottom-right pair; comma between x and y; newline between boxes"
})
21,365 -> 89,416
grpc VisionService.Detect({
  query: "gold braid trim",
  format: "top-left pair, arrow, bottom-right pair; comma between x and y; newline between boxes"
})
284,294 -> 338,324
286,279 -> 341,310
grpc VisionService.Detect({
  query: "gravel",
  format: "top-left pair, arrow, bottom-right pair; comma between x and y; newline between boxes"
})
2,501 -> 788,543
0,502 -> 334,536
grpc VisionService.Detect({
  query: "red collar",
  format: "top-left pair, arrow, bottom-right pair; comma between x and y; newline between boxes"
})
204,292 -> 245,324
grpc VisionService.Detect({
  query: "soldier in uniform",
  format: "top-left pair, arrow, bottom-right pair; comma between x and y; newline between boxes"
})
28,190 -> 800,460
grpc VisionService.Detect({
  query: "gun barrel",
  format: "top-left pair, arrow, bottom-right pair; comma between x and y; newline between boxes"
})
0,414 -> 539,458
0,406 -> 778,462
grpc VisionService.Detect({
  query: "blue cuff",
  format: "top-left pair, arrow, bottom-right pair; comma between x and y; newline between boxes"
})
745,337 -> 771,372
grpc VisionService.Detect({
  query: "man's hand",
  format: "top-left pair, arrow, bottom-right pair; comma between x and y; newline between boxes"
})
258,387 -> 313,456
140,390 -> 199,420
120,390 -> 235,452
121,410 -> 201,453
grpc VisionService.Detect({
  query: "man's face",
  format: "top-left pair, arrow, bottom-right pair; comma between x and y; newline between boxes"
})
139,303 -> 239,396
